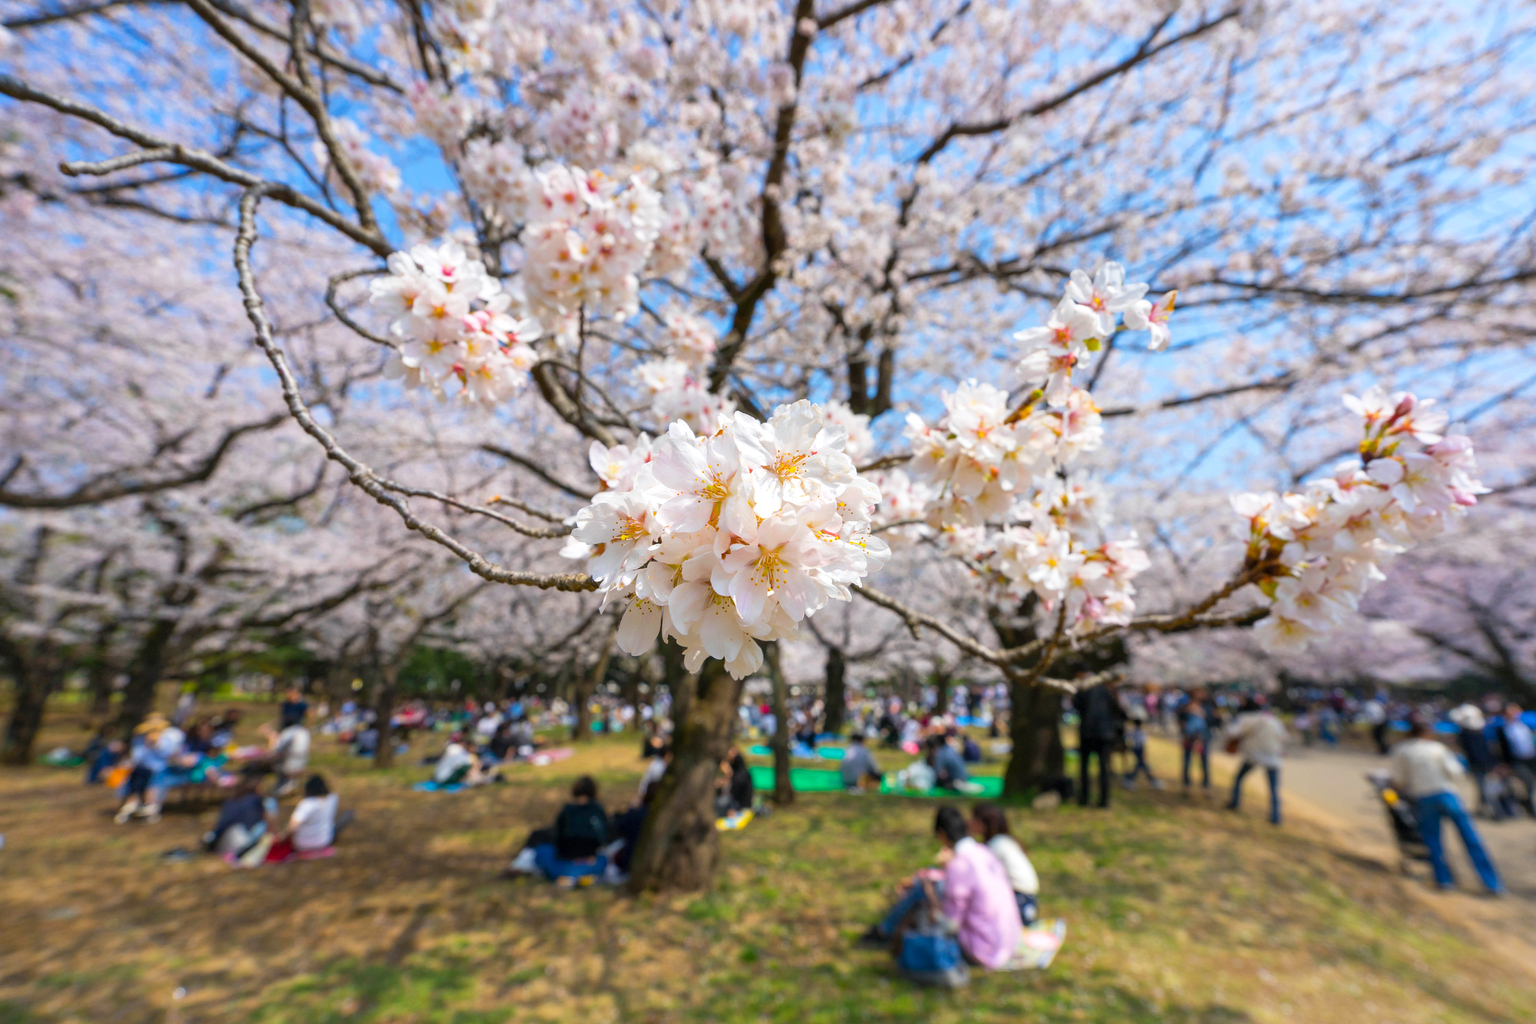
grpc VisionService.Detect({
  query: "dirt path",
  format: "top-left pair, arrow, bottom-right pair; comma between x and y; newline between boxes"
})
1231,740 -> 1536,959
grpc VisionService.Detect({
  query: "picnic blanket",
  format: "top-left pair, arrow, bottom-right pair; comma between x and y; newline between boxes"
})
716,809 -> 755,831
747,765 -> 1006,797
747,765 -> 848,793
748,744 -> 846,761
997,920 -> 1067,971
879,774 -> 1005,799
412,780 -> 465,792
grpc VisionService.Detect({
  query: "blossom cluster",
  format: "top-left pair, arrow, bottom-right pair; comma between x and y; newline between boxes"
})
1234,387 -> 1486,652
1014,263 -> 1174,405
887,262 -> 1169,632
564,401 -> 890,678
903,381 -> 1104,529
636,312 -> 734,432
370,241 -> 541,408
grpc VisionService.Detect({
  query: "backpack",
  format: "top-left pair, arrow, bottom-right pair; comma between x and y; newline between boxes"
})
895,880 -> 970,988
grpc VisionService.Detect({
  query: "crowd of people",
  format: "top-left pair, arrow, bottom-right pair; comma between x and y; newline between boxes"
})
71,666 -> 1536,962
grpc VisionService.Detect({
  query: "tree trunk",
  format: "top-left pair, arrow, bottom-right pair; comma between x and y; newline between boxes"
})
990,597 -> 1129,797
1003,682 -> 1066,798
115,618 -> 178,736
373,663 -> 398,769
627,658 -> 744,892
662,640 -> 690,731
572,623 -> 617,742
1,653 -> 60,766
822,644 -> 846,736
765,641 -> 793,805
933,663 -> 952,719
87,661 -> 115,724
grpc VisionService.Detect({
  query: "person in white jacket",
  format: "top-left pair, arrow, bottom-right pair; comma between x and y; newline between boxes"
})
1391,719 -> 1503,894
1224,698 -> 1287,825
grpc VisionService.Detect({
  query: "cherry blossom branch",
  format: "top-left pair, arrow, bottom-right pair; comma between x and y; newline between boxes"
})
233,185 -> 595,591
479,445 -> 594,502
0,414 -> 286,508
325,267 -> 396,349
374,482 -> 572,539
0,74 -> 392,256
485,495 -> 570,524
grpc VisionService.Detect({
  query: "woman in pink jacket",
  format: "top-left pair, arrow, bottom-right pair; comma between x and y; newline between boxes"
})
934,806 -> 1022,968
864,806 -> 1022,969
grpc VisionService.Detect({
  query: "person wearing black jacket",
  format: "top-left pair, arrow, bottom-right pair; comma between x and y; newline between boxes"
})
1073,682 -> 1124,808
554,776 -> 610,860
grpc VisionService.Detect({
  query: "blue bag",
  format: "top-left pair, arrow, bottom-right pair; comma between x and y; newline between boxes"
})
895,880 -> 970,988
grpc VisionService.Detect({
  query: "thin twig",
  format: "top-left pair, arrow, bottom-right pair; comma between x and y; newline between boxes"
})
234,186 -> 593,591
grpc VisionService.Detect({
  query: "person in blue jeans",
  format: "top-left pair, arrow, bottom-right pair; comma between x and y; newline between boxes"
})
1225,700 -> 1286,825
1180,694 -> 1211,790
1392,719 -> 1503,894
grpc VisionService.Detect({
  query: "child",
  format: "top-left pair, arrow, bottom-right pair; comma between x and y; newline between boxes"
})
1123,721 -> 1162,789
971,803 -> 1040,926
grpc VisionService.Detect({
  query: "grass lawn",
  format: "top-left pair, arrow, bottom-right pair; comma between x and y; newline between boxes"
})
0,699 -> 1530,1024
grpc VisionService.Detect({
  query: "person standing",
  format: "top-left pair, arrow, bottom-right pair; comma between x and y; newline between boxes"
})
1448,704 -> 1496,816
1180,693 -> 1211,792
1494,703 -> 1536,817
1122,721 -> 1162,790
1073,681 -> 1123,808
1392,720 -> 1503,894
1225,699 -> 1286,825
1363,692 -> 1390,756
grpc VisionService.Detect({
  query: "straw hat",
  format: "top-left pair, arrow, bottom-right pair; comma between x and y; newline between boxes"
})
133,713 -> 170,736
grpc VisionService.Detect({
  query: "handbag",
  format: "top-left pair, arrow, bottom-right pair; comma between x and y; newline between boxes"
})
896,879 -> 970,988
1224,737 -> 1240,755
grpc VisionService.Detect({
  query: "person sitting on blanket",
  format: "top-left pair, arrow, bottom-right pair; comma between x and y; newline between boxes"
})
928,735 -> 982,794
715,748 -> 754,817
970,803 -> 1040,926
639,745 -> 671,803
264,774 -> 339,862
508,775 -> 612,886
434,733 -> 500,787
204,772 -> 274,855
861,806 -> 1022,969
841,733 -> 883,792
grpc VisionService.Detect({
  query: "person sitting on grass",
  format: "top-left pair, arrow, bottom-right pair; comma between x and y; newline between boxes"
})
264,774 -> 340,862
714,748 -> 754,817
929,734 -> 982,795
861,806 -> 1022,969
970,803 -> 1040,927
434,732 -> 500,787
533,775 -> 611,886
841,733 -> 883,793
204,772 -> 274,855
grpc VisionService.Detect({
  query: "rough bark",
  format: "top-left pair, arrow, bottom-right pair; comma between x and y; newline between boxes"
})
1003,683 -> 1066,799
822,644 -> 846,736
765,641 -> 793,805
372,662 -> 398,769
991,598 -> 1129,798
627,658 -> 744,892
115,618 -> 178,735
1,651 -> 61,765
572,623 -> 616,742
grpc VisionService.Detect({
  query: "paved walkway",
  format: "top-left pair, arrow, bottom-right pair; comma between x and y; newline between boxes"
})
1251,741 -> 1536,953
